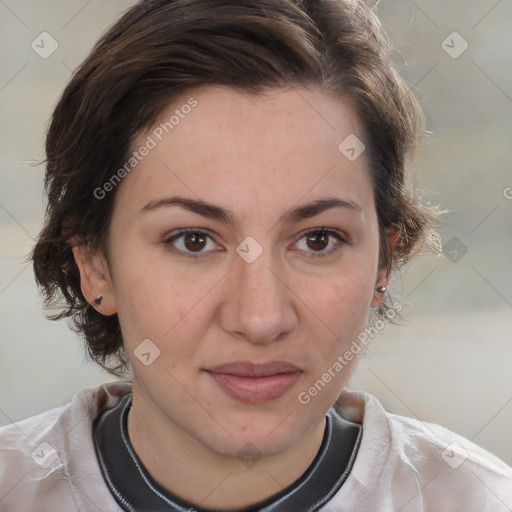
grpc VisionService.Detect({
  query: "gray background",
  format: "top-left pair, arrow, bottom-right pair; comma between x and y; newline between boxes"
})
1,0 -> 511,465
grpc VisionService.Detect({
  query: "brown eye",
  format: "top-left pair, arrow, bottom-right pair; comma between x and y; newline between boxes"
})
306,232 -> 330,251
164,229 -> 219,259
295,229 -> 347,259
184,232 -> 207,252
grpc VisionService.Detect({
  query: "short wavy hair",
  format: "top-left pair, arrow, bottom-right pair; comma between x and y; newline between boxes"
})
32,0 -> 441,376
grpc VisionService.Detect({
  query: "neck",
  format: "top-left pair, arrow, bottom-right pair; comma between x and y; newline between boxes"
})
127,383 -> 326,510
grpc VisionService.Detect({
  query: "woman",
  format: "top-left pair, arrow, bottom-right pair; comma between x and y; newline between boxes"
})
1,0 -> 511,510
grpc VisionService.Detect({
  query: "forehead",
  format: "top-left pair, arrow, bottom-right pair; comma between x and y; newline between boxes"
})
115,86 -> 373,223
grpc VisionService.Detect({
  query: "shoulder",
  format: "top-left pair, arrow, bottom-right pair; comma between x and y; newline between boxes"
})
329,389 -> 512,511
0,380 -> 131,512
388,409 -> 511,475
387,411 -> 512,510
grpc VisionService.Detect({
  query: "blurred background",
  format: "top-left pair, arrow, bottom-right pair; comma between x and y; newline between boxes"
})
0,0 -> 511,465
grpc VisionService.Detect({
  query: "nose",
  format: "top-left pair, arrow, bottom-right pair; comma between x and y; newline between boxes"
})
219,248 -> 298,345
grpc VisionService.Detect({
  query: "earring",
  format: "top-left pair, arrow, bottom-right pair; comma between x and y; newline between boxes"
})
376,285 -> 387,294
94,295 -> 103,305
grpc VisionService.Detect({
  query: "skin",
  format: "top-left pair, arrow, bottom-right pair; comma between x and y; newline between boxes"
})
73,86 -> 391,510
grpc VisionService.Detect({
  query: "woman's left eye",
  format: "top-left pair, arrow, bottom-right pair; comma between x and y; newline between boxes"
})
294,229 -> 347,259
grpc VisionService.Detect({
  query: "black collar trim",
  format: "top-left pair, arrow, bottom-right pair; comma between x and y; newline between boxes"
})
93,394 -> 361,511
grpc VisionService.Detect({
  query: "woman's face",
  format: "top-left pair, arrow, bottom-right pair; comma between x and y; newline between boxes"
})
102,86 -> 385,457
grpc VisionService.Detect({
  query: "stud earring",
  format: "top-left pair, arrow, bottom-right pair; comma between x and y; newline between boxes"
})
94,295 -> 103,305
376,285 -> 387,294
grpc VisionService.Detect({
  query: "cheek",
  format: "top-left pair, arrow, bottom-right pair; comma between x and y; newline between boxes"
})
293,272 -> 374,405
294,262 -> 376,371
300,265 -> 375,328
109,247 -> 200,345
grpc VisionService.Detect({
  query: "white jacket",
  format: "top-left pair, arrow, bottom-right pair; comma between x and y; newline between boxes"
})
0,381 -> 511,511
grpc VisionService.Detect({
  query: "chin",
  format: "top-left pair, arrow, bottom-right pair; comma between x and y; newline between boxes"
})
195,402 -> 314,459
204,426 -> 302,460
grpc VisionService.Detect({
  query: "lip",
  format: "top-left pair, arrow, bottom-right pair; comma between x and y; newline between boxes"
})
204,361 -> 303,404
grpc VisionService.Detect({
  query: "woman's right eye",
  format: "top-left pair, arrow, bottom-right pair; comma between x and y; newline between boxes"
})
163,229 -> 220,259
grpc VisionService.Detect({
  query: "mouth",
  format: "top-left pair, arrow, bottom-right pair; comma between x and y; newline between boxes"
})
204,361 -> 303,405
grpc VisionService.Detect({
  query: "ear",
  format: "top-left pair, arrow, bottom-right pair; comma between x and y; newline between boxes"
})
370,226 -> 399,308
387,225 -> 400,248
71,244 -> 117,316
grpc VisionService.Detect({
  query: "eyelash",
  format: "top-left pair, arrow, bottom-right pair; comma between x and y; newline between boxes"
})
163,228 -> 349,260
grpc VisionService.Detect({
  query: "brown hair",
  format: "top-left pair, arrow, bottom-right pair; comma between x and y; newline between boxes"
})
32,0 -> 441,376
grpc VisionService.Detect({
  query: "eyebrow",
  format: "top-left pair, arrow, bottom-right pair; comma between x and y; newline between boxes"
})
139,195 -> 364,227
